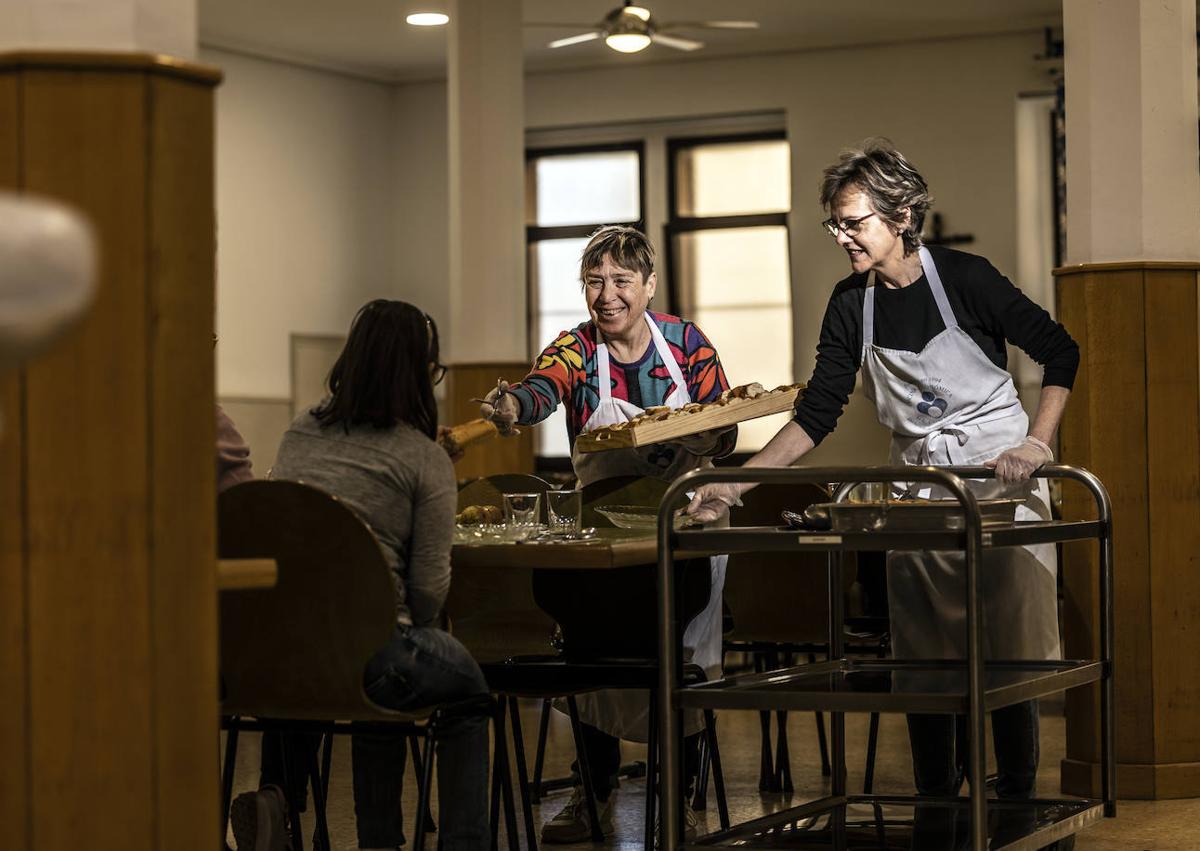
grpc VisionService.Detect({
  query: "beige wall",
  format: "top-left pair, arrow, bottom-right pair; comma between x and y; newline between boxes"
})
204,47 -> 398,401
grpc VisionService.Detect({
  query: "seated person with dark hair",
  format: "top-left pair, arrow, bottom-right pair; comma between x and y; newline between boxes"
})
254,300 -> 488,851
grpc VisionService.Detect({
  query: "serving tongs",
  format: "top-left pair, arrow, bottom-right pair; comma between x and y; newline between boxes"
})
471,378 -> 521,436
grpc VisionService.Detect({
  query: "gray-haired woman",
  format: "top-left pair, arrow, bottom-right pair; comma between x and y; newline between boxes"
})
688,139 -> 1079,808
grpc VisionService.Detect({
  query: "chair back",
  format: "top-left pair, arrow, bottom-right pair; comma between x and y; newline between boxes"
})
447,474 -> 558,663
218,480 -> 398,720
457,473 -> 553,511
581,475 -> 688,527
724,482 -> 856,645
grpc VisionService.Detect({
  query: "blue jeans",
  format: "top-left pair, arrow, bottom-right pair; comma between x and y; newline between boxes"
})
907,699 -> 1040,799
353,625 -> 490,851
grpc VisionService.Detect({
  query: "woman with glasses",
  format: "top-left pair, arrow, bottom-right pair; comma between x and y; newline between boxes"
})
270,299 -> 489,851
688,140 -> 1078,817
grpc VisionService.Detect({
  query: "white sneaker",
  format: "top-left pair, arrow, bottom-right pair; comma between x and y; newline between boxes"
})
540,787 -> 615,844
654,801 -> 703,846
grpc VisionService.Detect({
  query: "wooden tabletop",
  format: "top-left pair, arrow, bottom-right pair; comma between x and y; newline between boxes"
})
451,528 -> 668,569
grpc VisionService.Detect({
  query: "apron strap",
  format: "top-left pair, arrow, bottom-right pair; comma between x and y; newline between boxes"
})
863,272 -> 877,349
918,246 -> 958,330
596,342 -> 613,402
644,313 -> 691,402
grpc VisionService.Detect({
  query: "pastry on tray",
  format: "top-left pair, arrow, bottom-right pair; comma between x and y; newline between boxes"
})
576,382 -> 805,453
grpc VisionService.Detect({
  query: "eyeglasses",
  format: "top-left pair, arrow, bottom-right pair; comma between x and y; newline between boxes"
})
430,363 -> 447,386
821,212 -> 877,238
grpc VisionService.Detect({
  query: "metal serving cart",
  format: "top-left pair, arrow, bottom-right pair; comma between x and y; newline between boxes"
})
656,464 -> 1115,851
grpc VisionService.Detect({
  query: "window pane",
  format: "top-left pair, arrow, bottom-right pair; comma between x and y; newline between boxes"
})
530,150 -> 640,227
675,139 -> 789,217
530,238 -> 592,458
675,227 -> 792,453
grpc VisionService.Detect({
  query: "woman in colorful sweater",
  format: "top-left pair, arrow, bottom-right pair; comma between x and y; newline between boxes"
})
482,226 -> 733,842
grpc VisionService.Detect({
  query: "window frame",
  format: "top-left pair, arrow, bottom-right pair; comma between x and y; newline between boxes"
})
525,140 -> 646,471
663,129 -> 790,314
663,130 -> 793,461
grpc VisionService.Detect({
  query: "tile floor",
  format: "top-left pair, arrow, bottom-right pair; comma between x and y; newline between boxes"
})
224,701 -> 1197,850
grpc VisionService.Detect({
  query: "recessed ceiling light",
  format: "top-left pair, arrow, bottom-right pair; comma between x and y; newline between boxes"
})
406,12 -> 449,26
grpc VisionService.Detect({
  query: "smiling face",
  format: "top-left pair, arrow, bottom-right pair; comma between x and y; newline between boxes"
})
583,253 -> 657,342
829,187 -> 909,276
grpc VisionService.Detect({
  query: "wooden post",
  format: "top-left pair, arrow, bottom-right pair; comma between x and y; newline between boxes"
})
1056,261 -> 1200,799
0,51 -> 221,850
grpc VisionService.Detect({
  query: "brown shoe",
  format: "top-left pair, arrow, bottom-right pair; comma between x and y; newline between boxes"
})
230,785 -> 292,851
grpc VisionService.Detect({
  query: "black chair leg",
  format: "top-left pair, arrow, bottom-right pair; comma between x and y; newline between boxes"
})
703,710 -> 730,832
863,711 -> 880,794
508,696 -> 539,851
691,734 -> 710,811
815,710 -> 832,777
319,731 -> 333,803
220,723 -> 239,844
644,691 -> 658,851
565,696 -> 605,843
754,655 -> 776,792
413,727 -> 438,851
410,731 -> 438,833
775,710 -> 794,793
491,700 -> 520,851
531,698 -> 552,804
306,737 -> 332,851
490,707 -> 504,851
278,732 -> 306,850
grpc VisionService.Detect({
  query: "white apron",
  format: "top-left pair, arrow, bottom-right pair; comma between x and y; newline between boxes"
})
860,247 -> 1059,665
563,312 -> 727,742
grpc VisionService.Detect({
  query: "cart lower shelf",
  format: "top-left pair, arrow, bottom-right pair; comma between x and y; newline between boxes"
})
678,659 -> 1105,714
687,794 -> 1103,850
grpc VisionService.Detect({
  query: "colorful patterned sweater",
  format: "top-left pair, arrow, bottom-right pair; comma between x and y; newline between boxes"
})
509,311 -> 733,451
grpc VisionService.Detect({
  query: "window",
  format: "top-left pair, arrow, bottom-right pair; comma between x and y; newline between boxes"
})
667,134 -> 793,452
526,143 -> 644,461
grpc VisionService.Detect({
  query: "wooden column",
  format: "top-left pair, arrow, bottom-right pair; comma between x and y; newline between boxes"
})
1056,261 -> 1200,799
0,52 -> 221,850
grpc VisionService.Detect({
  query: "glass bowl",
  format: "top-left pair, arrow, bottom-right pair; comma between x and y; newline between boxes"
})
594,505 -> 699,530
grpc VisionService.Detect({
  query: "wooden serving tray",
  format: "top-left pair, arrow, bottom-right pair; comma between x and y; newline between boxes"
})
575,384 -> 803,453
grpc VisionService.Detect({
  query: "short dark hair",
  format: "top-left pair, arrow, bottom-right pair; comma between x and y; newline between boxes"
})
579,225 -> 655,283
312,299 -> 440,439
819,138 -> 932,255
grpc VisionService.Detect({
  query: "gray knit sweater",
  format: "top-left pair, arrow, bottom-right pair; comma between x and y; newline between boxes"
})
270,410 -> 456,627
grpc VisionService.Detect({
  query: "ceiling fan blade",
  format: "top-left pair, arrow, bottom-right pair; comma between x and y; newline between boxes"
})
662,20 -> 760,30
526,22 -> 601,28
548,31 -> 602,49
650,32 -> 704,51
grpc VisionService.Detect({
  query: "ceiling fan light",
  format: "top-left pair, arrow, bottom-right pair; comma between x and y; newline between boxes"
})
624,5 -> 651,21
406,12 -> 449,26
606,32 -> 651,52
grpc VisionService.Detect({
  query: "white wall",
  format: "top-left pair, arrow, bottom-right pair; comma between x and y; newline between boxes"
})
204,47 -> 398,400
391,31 -> 1049,464
393,82 -> 451,337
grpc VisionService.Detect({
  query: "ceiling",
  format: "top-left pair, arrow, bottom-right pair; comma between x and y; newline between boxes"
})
198,0 -> 1063,84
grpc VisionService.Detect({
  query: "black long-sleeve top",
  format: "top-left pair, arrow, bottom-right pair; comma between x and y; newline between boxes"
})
794,245 -> 1079,445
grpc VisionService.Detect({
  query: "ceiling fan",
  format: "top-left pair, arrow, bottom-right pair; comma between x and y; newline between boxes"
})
528,1 -> 759,54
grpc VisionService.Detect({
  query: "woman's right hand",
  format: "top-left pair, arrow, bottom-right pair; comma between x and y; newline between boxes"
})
686,482 -> 744,524
479,380 -> 519,434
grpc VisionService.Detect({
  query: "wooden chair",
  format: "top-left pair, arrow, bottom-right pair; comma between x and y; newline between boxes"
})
722,482 -> 887,795
218,479 -> 514,851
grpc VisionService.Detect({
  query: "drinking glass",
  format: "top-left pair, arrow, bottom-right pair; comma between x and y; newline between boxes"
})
847,481 -> 885,503
546,489 -> 582,535
503,492 -> 542,538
